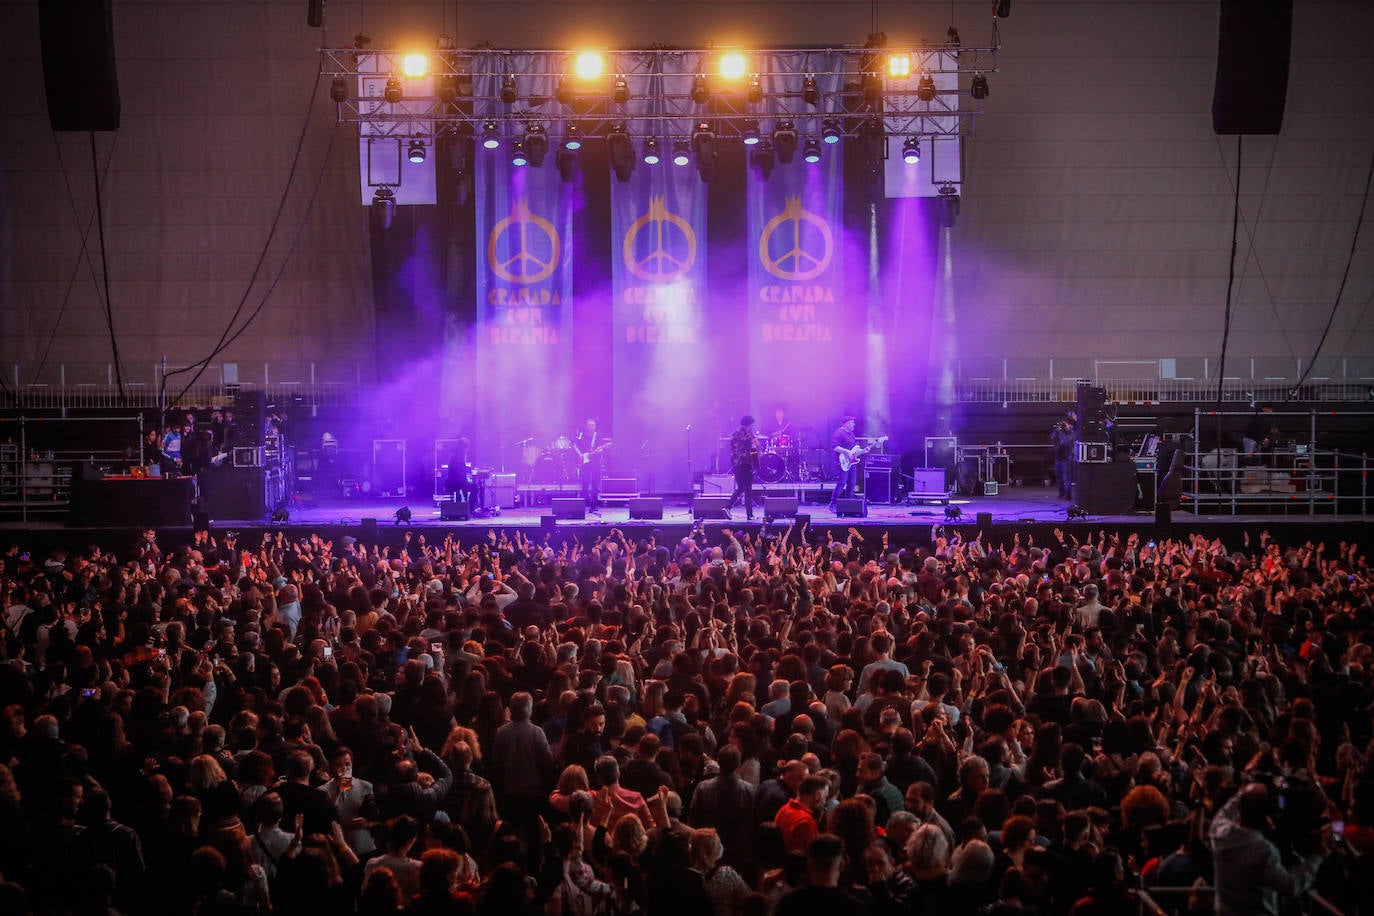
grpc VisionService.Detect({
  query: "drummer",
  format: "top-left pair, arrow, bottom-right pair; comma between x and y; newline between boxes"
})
769,407 -> 794,446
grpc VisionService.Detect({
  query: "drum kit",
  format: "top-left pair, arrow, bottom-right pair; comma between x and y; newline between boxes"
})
521,435 -> 581,484
753,431 -> 823,483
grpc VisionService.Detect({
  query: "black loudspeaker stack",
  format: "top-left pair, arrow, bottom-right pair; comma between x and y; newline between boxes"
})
693,496 -> 730,520
439,499 -> 469,521
1072,463 -> 1138,516
835,497 -> 866,518
976,512 -> 993,529
551,498 -> 586,520
628,498 -> 664,520
39,0 -> 121,131
864,467 -> 894,504
763,497 -> 799,522
1213,0 -> 1292,135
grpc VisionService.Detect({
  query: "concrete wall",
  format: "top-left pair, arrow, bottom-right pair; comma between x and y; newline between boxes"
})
1,0 -> 1370,385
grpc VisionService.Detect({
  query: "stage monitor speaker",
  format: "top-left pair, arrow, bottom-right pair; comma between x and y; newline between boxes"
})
1072,462 -> 1138,515
976,512 -> 993,528
628,497 -> 664,520
1156,504 -> 1172,526
552,498 -> 586,520
191,509 -> 211,531
795,513 -> 812,529
864,468 -> 893,504
439,499 -> 469,521
360,517 -> 378,541
764,496 -> 799,521
693,496 -> 730,519
39,0 -> 121,131
836,497 -> 867,518
1213,0 -> 1292,135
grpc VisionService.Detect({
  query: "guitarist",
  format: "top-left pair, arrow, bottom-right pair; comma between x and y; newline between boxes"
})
828,416 -> 862,512
727,415 -> 760,521
573,418 -> 609,513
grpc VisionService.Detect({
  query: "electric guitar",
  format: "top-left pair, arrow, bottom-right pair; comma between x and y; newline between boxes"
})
577,441 -> 613,465
836,436 -> 888,473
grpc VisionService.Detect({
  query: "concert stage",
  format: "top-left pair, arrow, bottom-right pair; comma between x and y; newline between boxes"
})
4,485 -> 1363,559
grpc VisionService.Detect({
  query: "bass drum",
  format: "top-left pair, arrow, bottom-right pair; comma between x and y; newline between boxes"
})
757,452 -> 786,483
533,454 -> 567,484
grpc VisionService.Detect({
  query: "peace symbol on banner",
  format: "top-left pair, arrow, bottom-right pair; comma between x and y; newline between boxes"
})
759,196 -> 834,282
623,196 -> 697,283
488,200 -> 561,285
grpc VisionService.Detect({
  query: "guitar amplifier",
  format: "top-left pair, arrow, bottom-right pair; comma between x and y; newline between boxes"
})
863,468 -> 894,504
866,454 -> 895,470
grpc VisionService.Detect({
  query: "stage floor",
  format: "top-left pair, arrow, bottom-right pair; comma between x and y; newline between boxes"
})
249,485 -> 1371,530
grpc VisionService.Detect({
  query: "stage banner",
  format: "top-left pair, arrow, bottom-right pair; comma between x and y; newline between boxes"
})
747,131 -> 847,413
473,116 -> 575,460
611,161 -> 708,491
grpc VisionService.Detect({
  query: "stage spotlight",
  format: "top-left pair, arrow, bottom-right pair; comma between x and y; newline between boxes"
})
612,76 -> 630,104
747,74 -> 763,104
407,139 -> 426,164
672,139 -> 691,167
902,136 -> 920,164
944,504 -> 963,519
562,125 -> 583,151
821,118 -> 842,144
642,138 -> 661,165
750,141 -> 775,180
384,76 -> 403,103
773,120 -> 797,163
802,137 -> 821,163
371,186 -> 395,229
947,26 -> 962,46
917,75 -> 937,101
511,140 -> 528,167
481,121 -> 500,150
271,506 -> 291,523
741,120 -> 761,146
402,53 -> 428,78
330,78 -> 348,103
394,506 -> 412,524
802,75 -> 820,106
607,123 -> 635,182
971,73 -> 990,99
1067,505 -> 1088,520
501,74 -> 519,104
691,75 -> 710,105
524,125 -> 548,166
574,51 -> 604,79
556,146 -> 580,182
436,34 -> 455,50
887,52 -> 911,79
719,52 -> 747,80
437,76 -> 458,104
556,79 -> 574,106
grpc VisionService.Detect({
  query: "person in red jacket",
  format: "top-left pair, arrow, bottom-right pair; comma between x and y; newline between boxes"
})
776,774 -> 829,854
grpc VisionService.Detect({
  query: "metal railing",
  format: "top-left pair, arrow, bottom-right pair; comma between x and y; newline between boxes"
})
948,378 -> 1374,404
1181,409 -> 1374,516
2,362 -> 366,411
0,416 -> 146,522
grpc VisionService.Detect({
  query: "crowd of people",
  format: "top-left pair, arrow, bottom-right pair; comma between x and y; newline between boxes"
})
0,520 -> 1368,915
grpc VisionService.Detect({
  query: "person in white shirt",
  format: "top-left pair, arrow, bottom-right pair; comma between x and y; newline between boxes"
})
1075,584 -> 1107,629
857,633 -> 909,696
321,749 -> 378,857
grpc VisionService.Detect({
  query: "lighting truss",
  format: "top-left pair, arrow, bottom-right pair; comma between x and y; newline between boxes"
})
319,44 -> 998,144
